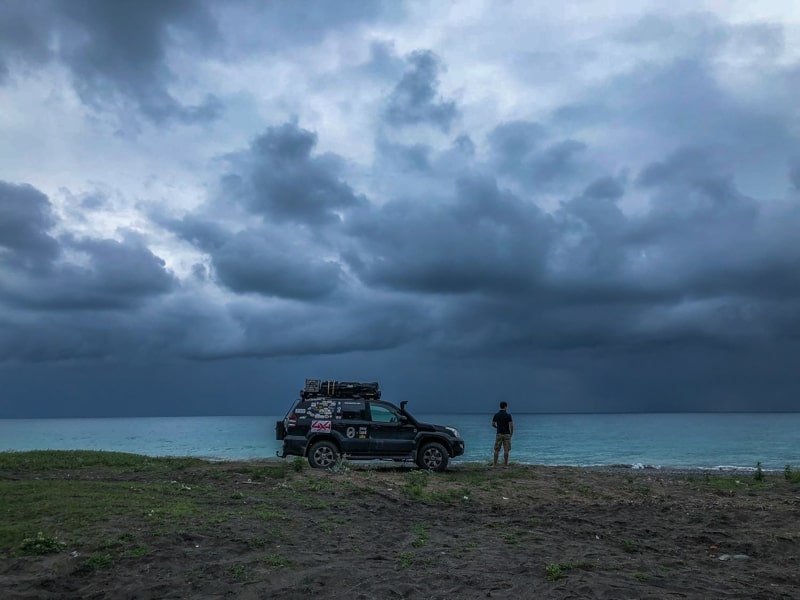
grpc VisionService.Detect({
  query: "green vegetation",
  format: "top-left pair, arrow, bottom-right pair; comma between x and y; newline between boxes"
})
754,462 -> 764,482
18,532 -> 66,556
330,456 -> 351,474
686,473 -> 767,492
247,463 -> 289,480
402,470 -> 470,504
264,553 -> 289,568
404,470 -> 430,499
783,464 -> 800,484
292,456 -> 306,473
0,450 -> 205,472
230,564 -> 248,581
501,531 -> 522,545
411,524 -> 428,548
81,552 -> 113,571
123,545 -> 150,558
0,479 -> 204,551
397,551 -> 414,569
544,561 -> 592,581
545,563 -> 567,581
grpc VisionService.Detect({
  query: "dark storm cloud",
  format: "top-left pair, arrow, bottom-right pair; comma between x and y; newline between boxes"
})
0,182 -> 59,268
345,175 -> 551,294
488,121 -> 587,189
221,123 -> 366,224
384,50 -> 457,132
0,0 -> 220,123
0,181 -> 175,310
0,2 -> 54,81
211,230 -> 343,300
558,15 -> 797,183
194,296 -> 429,361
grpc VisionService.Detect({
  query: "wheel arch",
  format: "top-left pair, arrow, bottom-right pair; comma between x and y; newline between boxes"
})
417,435 -> 452,456
304,434 -> 341,456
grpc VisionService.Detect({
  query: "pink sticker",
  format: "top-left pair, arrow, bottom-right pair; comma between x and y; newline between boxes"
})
311,420 -> 332,433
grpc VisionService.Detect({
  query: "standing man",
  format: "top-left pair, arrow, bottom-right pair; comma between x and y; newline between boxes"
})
492,401 -> 513,467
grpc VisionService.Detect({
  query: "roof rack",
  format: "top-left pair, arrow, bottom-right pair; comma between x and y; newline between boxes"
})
301,379 -> 381,400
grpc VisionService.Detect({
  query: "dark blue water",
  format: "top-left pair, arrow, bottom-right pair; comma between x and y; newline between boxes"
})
1,413 -> 798,469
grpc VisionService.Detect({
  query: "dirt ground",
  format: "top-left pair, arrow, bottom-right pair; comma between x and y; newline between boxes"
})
1,452 -> 799,599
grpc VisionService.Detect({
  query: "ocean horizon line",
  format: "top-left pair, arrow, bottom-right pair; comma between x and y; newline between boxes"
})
2,410 -> 800,420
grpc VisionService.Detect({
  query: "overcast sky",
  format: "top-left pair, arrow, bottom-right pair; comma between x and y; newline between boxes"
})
1,1 -> 799,417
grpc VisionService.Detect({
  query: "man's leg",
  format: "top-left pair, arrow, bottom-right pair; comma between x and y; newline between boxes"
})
503,436 -> 511,466
493,436 -> 501,466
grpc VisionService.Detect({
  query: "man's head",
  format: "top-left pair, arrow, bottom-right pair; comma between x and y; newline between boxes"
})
499,401 -> 508,410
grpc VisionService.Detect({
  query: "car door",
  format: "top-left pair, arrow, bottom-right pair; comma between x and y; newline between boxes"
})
368,402 -> 417,455
334,400 -> 371,455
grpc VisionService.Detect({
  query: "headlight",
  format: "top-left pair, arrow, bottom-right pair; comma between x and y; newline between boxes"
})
446,427 -> 460,438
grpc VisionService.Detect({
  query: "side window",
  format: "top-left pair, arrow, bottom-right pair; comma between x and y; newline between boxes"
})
370,404 -> 398,423
340,401 -> 366,420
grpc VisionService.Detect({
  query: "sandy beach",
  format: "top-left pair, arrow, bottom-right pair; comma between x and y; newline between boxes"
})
1,451 -> 799,599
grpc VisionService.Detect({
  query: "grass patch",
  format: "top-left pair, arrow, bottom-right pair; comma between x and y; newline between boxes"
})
230,564 -> 248,581
0,450 -> 205,473
264,552 -> 289,568
123,545 -> 150,558
501,531 -> 522,545
545,561 -> 592,581
255,508 -> 287,521
687,474 -> 767,492
247,463 -> 289,480
545,563 -> 568,581
404,470 -> 429,499
318,516 -> 346,534
402,471 -> 470,504
397,551 -> 414,569
0,480 -> 202,551
17,532 -> 66,556
81,552 -> 113,572
292,457 -> 306,473
411,524 -> 428,548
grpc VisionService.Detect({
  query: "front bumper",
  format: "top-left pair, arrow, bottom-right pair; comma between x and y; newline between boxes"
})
451,439 -> 465,457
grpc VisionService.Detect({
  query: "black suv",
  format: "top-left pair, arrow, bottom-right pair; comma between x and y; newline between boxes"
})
275,380 -> 464,471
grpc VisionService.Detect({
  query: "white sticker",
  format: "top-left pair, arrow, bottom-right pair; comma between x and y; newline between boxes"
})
346,426 -> 356,438
294,408 -> 306,414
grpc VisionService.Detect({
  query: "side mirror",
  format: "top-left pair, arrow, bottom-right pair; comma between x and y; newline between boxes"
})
399,415 -> 408,423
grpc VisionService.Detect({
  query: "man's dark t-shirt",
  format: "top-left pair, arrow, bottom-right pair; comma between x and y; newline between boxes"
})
493,410 -> 513,435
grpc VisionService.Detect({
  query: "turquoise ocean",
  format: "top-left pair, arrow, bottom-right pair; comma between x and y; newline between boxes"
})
1,413 -> 798,470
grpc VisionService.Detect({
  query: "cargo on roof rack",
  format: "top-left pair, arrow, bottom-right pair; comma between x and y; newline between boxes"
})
301,379 -> 381,399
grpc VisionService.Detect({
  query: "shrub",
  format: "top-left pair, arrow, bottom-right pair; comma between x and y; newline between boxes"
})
18,532 -> 66,556
785,464 -> 793,481
754,462 -> 764,482
292,457 -> 305,473
545,563 -> 567,581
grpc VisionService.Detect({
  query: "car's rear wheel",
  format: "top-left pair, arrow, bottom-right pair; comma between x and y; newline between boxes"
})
417,442 -> 449,472
308,440 -> 339,469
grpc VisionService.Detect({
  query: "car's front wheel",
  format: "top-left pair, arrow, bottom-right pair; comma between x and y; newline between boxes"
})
308,440 -> 339,469
417,442 -> 449,472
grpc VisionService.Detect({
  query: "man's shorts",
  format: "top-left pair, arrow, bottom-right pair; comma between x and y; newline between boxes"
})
494,433 -> 512,453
